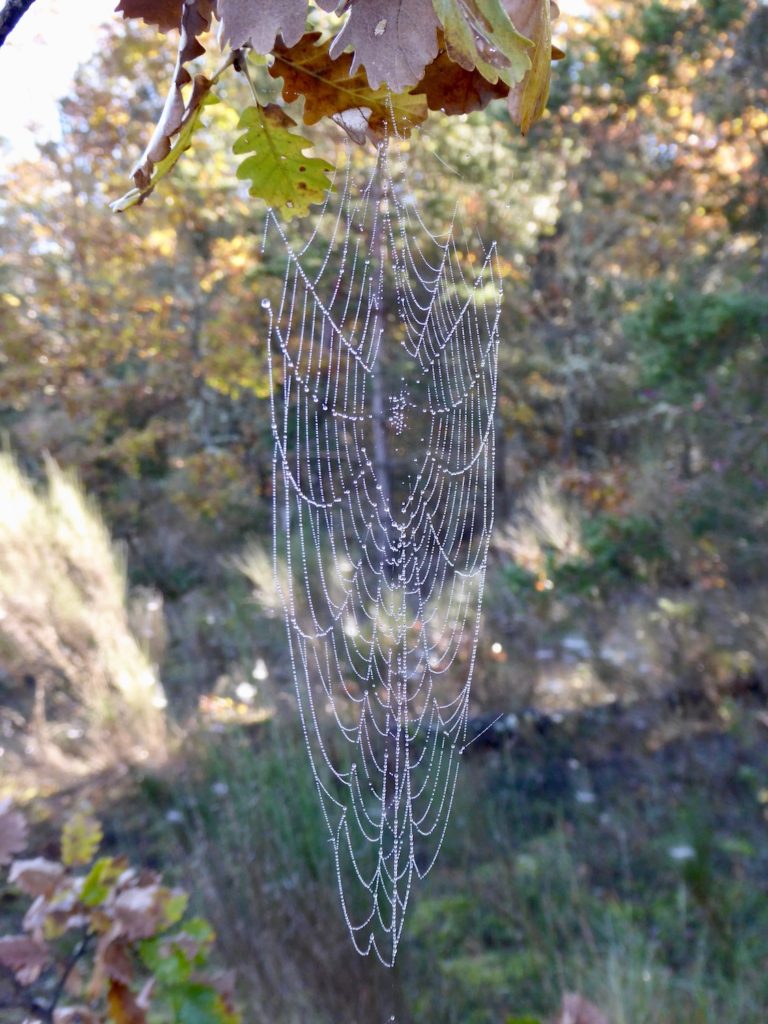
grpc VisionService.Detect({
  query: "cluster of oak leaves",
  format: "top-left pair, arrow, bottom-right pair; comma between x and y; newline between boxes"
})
0,800 -> 239,1024
112,0 -> 562,218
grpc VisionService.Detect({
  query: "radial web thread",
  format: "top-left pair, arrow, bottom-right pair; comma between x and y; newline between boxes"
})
263,140 -> 502,966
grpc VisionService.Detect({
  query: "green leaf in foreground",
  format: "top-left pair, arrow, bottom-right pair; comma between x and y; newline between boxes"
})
233,104 -> 334,220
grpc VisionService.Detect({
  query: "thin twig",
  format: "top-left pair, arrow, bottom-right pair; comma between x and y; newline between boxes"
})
0,0 -> 39,49
47,930 -> 91,1016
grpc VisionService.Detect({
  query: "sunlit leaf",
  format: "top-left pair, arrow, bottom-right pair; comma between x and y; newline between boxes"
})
61,810 -> 103,867
233,103 -> 334,219
217,0 -> 308,53
431,0 -> 533,86
270,32 -> 429,139
112,88 -> 219,211
325,0 -> 440,92
505,0 -> 559,132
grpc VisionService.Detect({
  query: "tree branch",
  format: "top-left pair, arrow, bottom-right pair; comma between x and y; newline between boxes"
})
0,0 -> 39,49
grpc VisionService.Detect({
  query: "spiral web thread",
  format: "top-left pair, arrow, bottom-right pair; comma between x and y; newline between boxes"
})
263,139 -> 501,966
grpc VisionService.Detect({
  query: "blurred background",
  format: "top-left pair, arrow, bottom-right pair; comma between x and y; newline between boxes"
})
0,1 -> 767,1021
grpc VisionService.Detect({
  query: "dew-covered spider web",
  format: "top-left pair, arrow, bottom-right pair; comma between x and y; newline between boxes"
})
262,138 -> 501,966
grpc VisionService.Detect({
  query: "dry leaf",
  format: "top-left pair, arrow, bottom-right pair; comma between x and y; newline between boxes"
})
0,935 -> 50,986
414,40 -> 509,114
114,0 -> 184,31
54,1008 -> 101,1024
217,0 -> 308,53
554,992 -> 611,1024
0,798 -> 28,866
132,0 -> 216,191
8,858 -> 65,899
505,0 -> 560,132
107,981 -> 147,1024
270,32 -> 428,139
327,0 -> 440,92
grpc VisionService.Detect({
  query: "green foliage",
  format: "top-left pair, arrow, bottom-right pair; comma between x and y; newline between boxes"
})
556,514 -> 669,592
627,288 -> 767,399
0,804 -> 239,1024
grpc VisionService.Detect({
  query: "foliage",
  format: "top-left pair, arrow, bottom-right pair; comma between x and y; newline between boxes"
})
0,803 -> 239,1024
107,0 -> 561,214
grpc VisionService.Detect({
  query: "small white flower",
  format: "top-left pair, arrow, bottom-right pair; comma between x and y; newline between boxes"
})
212,781 -> 229,797
575,789 -> 596,805
165,809 -> 184,824
668,844 -> 695,862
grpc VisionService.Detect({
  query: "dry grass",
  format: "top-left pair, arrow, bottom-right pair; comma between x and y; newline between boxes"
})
0,453 -> 167,768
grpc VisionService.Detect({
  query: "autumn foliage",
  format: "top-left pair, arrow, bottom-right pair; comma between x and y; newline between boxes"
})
0,802 -> 239,1024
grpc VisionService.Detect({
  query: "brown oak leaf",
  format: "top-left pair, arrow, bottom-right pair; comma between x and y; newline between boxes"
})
0,935 -> 50,986
217,0 -> 308,53
8,857 -> 65,898
413,40 -> 509,115
114,0 -> 184,31
270,32 -> 428,140
107,981 -> 147,1024
0,798 -> 28,867
326,0 -> 440,92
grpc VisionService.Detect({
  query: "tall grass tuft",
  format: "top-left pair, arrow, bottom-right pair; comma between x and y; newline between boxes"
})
0,452 -> 167,765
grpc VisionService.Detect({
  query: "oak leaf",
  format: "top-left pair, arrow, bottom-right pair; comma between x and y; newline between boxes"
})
108,980 -> 147,1024
270,33 -> 428,139
61,811 -> 103,868
234,104 -> 335,219
0,798 -> 28,866
327,0 -> 440,92
432,0 -> 533,86
114,0 -> 183,31
414,40 -> 509,114
217,0 -> 308,53
505,0 -> 559,132
0,934 -> 50,986
8,857 -> 65,899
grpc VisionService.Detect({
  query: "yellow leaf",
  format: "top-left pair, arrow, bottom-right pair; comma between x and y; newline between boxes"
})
61,811 -> 103,867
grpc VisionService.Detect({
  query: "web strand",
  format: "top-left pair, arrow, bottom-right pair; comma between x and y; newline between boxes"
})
263,138 -> 501,966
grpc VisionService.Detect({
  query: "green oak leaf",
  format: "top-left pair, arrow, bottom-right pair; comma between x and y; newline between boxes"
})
233,104 -> 334,220
432,0 -> 532,85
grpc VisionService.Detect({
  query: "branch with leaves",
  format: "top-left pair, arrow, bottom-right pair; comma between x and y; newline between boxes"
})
0,800 -> 240,1024
111,0 -> 563,217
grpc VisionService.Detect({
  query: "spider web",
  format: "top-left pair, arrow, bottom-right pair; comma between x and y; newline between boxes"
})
263,139 -> 501,966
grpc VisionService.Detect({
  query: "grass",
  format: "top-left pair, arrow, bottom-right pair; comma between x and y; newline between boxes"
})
108,694 -> 768,1024
0,453 -> 166,772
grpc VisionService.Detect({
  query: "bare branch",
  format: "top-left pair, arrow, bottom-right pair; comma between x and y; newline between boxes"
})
0,0 -> 40,49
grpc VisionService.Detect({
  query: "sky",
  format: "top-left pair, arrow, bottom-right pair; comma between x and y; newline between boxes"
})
0,0 -> 111,162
